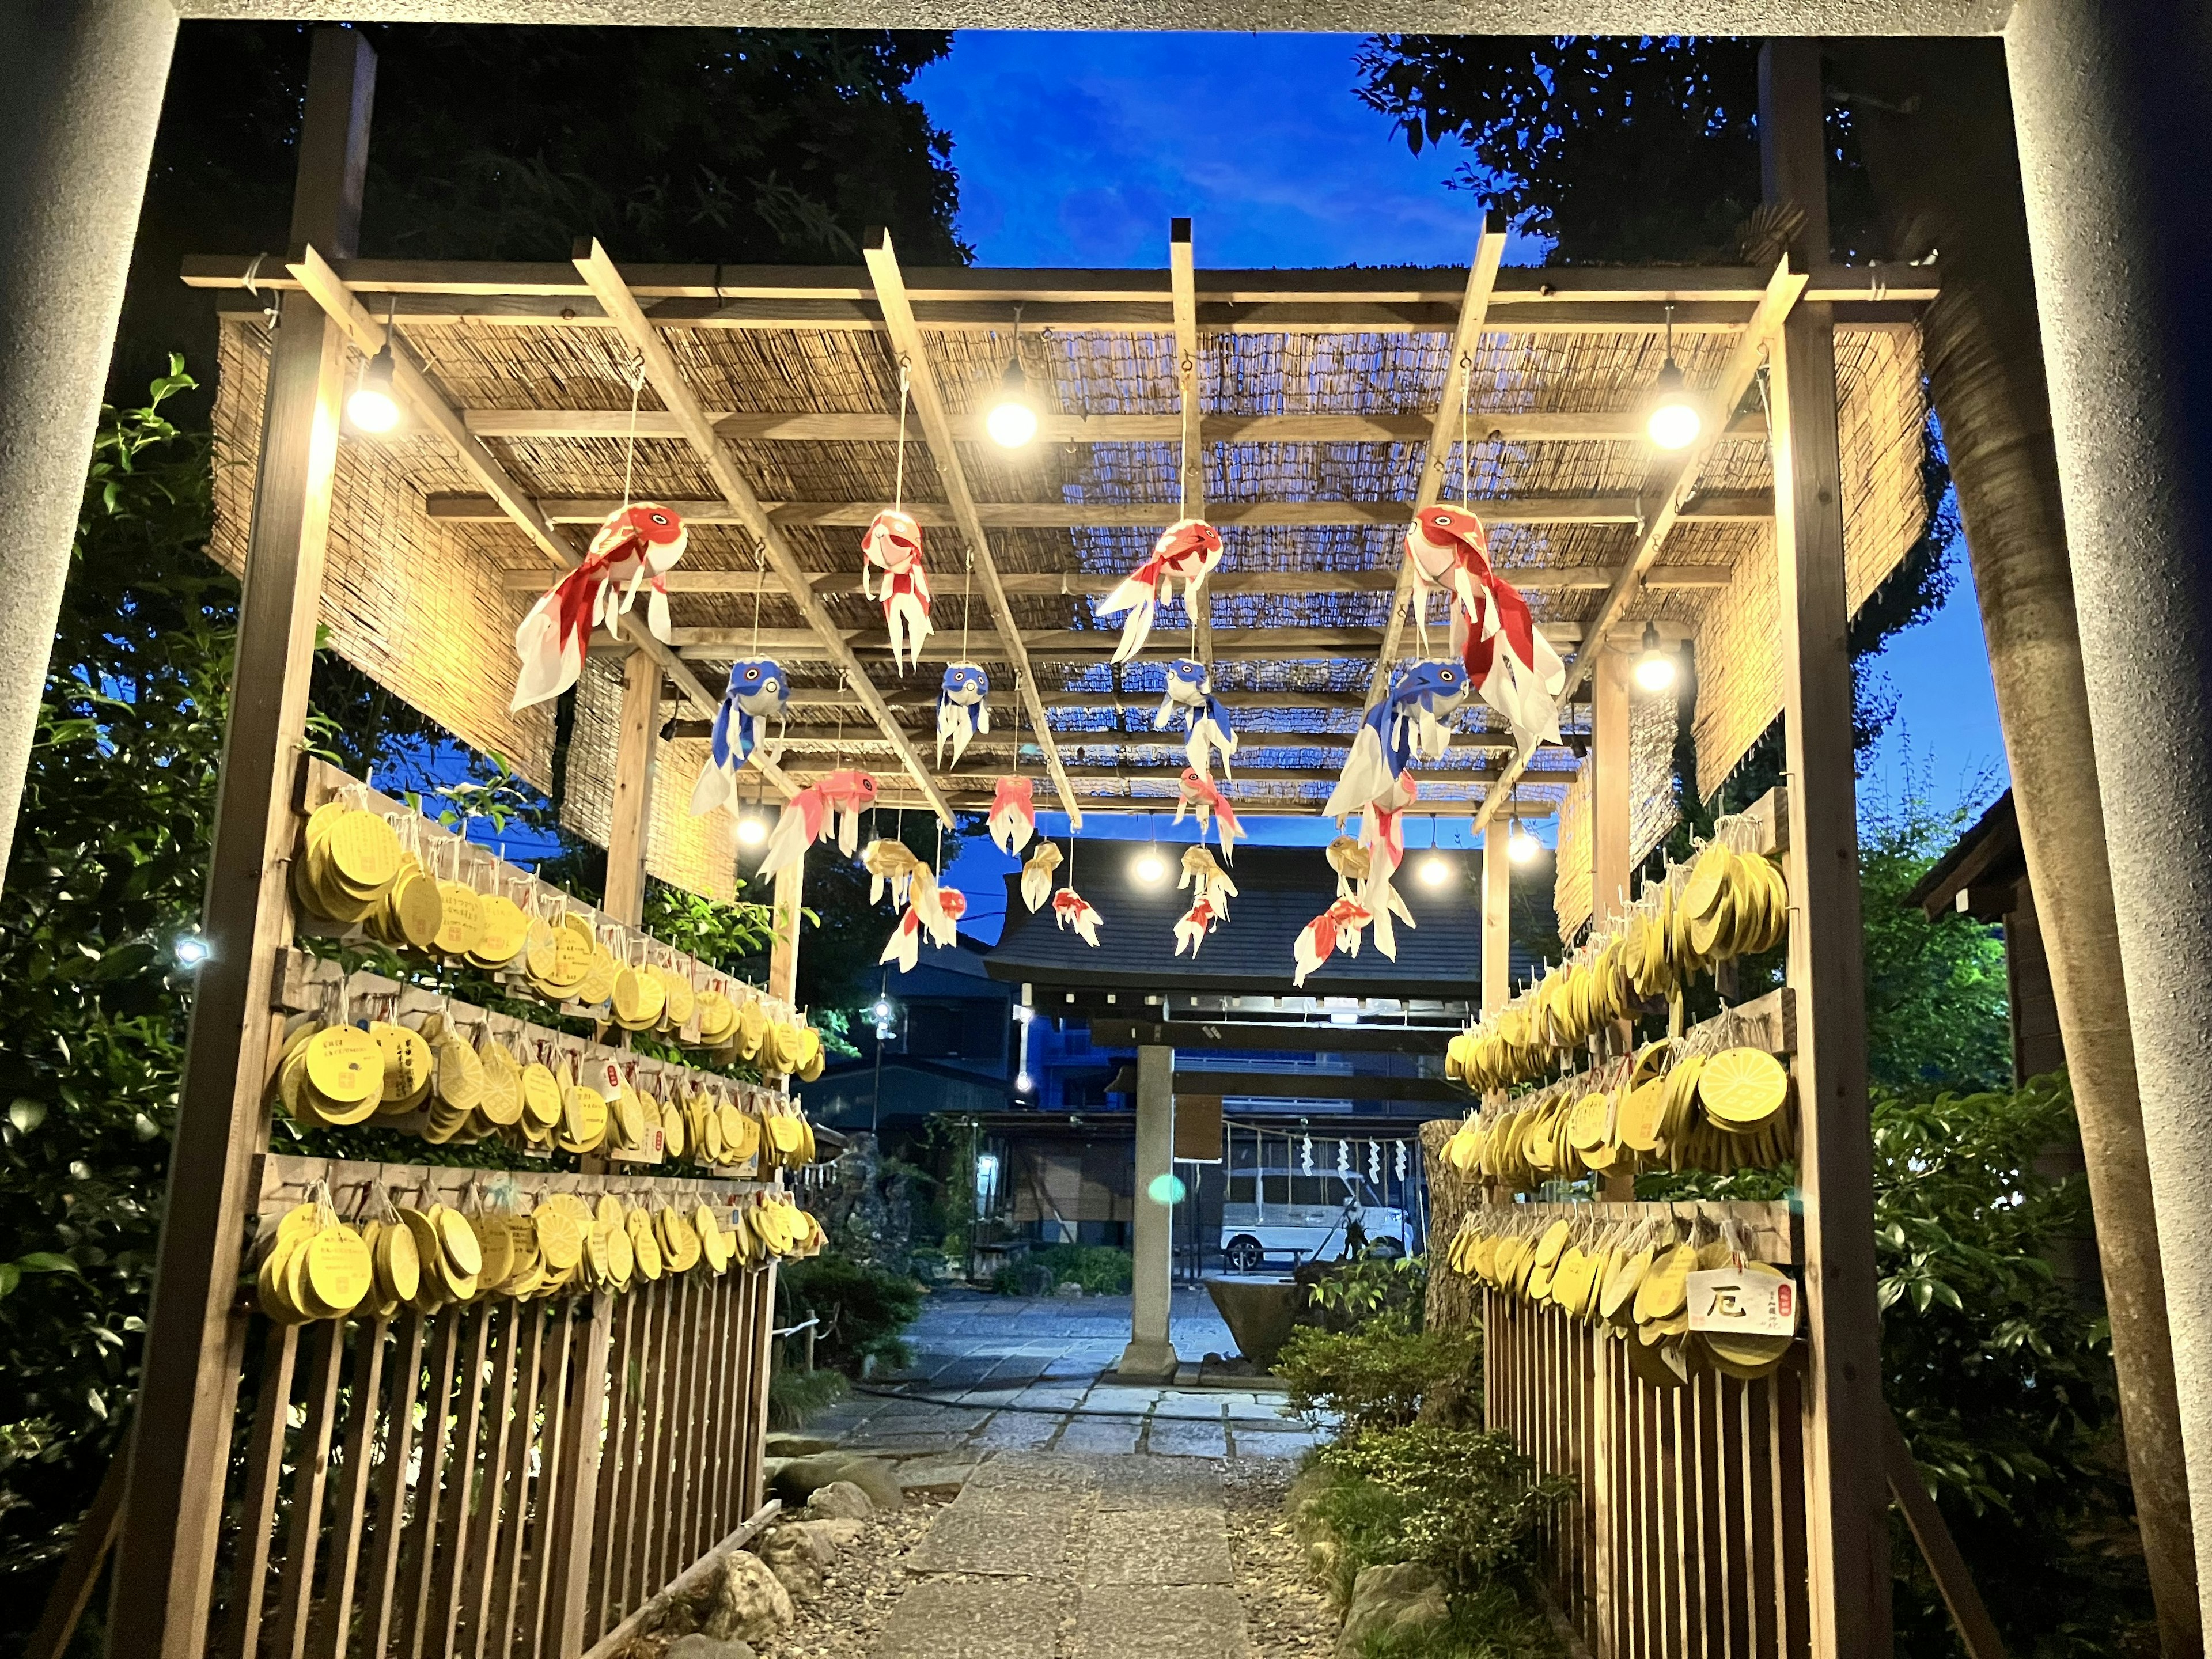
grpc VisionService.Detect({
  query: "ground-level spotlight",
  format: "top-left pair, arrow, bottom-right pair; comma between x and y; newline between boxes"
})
173,933 -> 211,969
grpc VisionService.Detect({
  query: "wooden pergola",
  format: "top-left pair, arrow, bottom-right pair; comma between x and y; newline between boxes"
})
82,26 -> 1953,1659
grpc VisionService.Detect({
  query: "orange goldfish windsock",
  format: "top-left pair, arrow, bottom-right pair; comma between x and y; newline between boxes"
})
512,503 -> 688,710
1094,519 -> 1222,664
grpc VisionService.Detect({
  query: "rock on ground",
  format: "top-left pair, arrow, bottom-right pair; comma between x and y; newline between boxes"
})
805,1480 -> 875,1520
774,1454 -> 903,1512
663,1549 -> 795,1648
1337,1562 -> 1449,1657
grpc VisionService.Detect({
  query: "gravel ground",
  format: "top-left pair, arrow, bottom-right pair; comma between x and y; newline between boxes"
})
765,1495 -> 950,1659
1224,1462 -> 1339,1656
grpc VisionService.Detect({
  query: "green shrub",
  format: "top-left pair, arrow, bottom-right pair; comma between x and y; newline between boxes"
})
990,1243 -> 1132,1296
767,1365 -> 850,1429
1277,1324 -> 1479,1434
1298,1251 -> 1430,1334
1356,1582 -> 1562,1659
778,1253 -> 923,1376
1304,1425 -> 1571,1600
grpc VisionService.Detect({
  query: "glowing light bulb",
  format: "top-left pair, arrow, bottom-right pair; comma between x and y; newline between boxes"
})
736,814 -> 768,847
347,347 -> 399,433
1016,1071 -> 1035,1093
1633,620 -> 1679,692
1509,824 -> 1541,865
1418,854 -> 1451,887
1132,850 -> 1166,885
1645,358 -> 1699,450
173,934 -> 210,968
986,357 -> 1037,448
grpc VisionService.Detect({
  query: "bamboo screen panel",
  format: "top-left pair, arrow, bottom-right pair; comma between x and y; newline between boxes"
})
560,654 -> 740,904
210,321 -> 556,789
210,1268 -> 775,1659
1692,327 -> 1929,799
1486,1291 -> 1813,1659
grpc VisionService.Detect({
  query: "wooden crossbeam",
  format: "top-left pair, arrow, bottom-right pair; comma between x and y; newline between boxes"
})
284,248 -> 752,786
1475,256 -> 1809,832
834,786 -> 1567,817
862,226 -> 1085,830
1365,214 -> 1513,713
449,408 -> 1771,445
502,559 -> 1734,597
671,620 -> 1680,662
573,238 -> 952,824
1171,218 -> 1210,667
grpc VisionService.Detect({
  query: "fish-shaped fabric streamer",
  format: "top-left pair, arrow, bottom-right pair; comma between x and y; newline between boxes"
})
1327,835 -> 1370,899
756,768 -> 879,878
1174,897 -> 1222,959
1020,842 -> 1063,911
1323,660 -> 1469,823
688,657 -> 789,816
1357,774 -> 1419,960
1052,888 -> 1103,947
988,777 -> 1036,855
861,838 -> 926,909
1173,768 -> 1245,860
935,662 -> 991,767
1293,898 -> 1374,988
512,503 -> 690,710
1153,657 -> 1238,777
862,509 -> 933,672
880,886 -> 965,974
1095,520 -> 1224,664
1179,844 -> 1238,916
1404,507 -> 1565,758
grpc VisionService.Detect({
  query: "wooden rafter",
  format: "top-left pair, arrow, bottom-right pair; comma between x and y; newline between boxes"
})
1171,218 -> 1210,667
572,238 -> 953,825
1363,214 -> 1514,712
668,619 -> 1677,662
862,225 -> 1085,830
283,248 -> 778,804
1474,257 -> 1810,832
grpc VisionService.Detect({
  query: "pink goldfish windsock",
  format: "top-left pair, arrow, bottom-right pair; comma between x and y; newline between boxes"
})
512,503 -> 689,710
1094,519 -> 1223,664
988,776 -> 1036,855
1052,887 -> 1103,947
1174,897 -> 1221,959
1172,767 -> 1245,861
862,509 -> 934,673
756,768 -> 879,878
1406,507 -> 1565,759
1293,898 -> 1373,988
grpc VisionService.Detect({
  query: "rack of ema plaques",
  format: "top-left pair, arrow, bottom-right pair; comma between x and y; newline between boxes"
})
204,759 -> 830,1659
1433,792 -> 1834,1659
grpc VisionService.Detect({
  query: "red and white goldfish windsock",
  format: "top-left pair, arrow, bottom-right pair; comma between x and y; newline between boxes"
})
1020,842 -> 1063,911
512,503 -> 689,710
1359,777 -> 1418,960
1405,507 -> 1566,759
878,904 -> 927,974
988,776 -> 1036,855
756,768 -> 880,878
1175,897 -> 1221,959
877,877 -> 961,972
1052,887 -> 1102,947
1172,767 -> 1245,861
862,510 -> 934,673
1293,898 -> 1373,988
1095,519 -> 1223,664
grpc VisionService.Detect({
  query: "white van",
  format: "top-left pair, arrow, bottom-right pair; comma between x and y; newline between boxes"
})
1219,1169 -> 1413,1272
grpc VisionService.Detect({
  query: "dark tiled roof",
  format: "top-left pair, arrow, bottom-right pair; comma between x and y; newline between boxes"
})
1902,789 -> 2022,917
983,843 -> 1499,998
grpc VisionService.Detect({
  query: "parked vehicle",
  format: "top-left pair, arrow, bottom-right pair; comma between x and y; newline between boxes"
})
1219,1169 -> 1411,1272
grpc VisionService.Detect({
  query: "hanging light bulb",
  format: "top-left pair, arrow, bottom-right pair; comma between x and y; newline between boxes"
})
1508,812 -> 1541,866
736,813 -> 768,848
347,343 -> 399,433
1418,854 -> 1452,887
986,310 -> 1038,448
1634,619 -> 1680,692
1645,302 -> 1700,451
1132,847 -> 1167,886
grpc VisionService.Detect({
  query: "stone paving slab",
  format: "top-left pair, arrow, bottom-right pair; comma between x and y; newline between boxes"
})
1054,1415 -> 1145,1456
869,1578 -> 1072,1659
1069,1586 -> 1252,1659
1142,1420 -> 1230,1460
901,1505 -> 1078,1578
1090,1456 -> 1226,1511
965,1451 -> 1100,1495
1153,1393 -> 1230,1420
1227,1427 -> 1320,1460
1080,1507 -> 1237,1586
972,1412 -> 1061,1451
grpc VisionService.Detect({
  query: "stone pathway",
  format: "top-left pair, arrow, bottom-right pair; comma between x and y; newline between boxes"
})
868,1454 -> 1255,1659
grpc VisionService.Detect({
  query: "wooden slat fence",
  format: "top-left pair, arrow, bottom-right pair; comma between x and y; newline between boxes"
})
209,1264 -> 775,1658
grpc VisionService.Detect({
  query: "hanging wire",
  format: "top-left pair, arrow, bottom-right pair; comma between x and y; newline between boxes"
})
893,359 -> 912,514
961,548 -> 975,662
618,353 -> 648,513
749,540 -> 766,657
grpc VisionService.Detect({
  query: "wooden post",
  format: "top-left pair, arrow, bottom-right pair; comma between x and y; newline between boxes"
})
1482,821 -> 1512,1018
107,30 -> 374,1659
603,652 -> 661,928
767,856 -> 803,1007
1592,649 -> 1631,927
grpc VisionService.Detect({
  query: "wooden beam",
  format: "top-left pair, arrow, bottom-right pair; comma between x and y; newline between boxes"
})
1089,1018 -> 1457,1055
862,226 -> 1085,830
1476,255 -> 1809,831
767,857 -> 803,1008
864,790 -> 1557,817
1482,817 -> 1512,1017
109,31 -> 373,1659
1366,214 -> 1513,711
671,620 -> 1683,662
603,653 -> 659,927
1104,1067 -> 1465,1104
1884,1413 -> 2008,1659
444,492 -> 1772,532
573,238 -> 952,825
1171,218 -> 1210,668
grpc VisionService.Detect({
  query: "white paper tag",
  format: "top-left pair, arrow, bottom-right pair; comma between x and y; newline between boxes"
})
1687,1268 -> 1798,1338
608,1124 -> 666,1165
592,1058 -> 623,1102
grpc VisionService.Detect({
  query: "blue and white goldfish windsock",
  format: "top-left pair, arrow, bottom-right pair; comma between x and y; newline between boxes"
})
1154,657 -> 1238,777
1322,660 -> 1469,822
935,662 -> 991,767
689,657 -> 789,816
862,509 -> 933,673
1095,519 -> 1222,664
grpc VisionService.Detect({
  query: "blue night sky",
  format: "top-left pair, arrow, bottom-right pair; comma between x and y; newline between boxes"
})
910,32 -> 2009,942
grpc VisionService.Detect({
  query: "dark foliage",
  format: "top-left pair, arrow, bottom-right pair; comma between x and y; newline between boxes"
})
777,1253 -> 925,1375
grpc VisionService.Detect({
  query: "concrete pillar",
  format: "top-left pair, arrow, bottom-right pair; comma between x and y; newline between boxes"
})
2008,0 -> 2212,1633
0,0 -> 177,885
1481,821 -> 1511,1017
1118,1043 -> 1178,1381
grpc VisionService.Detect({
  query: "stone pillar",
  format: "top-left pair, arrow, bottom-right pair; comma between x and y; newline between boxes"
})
0,0 -> 177,885
1118,1043 -> 1179,1381
2006,1 -> 2212,1635
1481,823 -> 1511,1018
